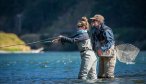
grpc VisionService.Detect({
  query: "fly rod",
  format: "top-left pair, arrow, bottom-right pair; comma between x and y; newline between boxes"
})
0,37 -> 58,48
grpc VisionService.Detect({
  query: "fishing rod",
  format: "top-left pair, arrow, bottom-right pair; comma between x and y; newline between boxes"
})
0,36 -> 58,48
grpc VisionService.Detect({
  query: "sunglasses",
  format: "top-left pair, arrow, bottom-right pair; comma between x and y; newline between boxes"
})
92,19 -> 98,22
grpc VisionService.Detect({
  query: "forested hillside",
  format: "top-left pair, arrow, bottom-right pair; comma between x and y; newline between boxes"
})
0,0 -> 146,50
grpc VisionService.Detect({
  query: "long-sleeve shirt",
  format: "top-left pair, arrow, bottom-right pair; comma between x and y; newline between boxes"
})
60,29 -> 93,52
91,23 -> 115,51
60,29 -> 89,43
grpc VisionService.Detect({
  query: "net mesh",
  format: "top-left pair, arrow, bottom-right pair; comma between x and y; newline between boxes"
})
116,44 -> 140,64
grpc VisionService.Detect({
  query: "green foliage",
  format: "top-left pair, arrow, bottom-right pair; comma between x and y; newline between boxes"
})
113,28 -> 146,50
0,32 -> 30,51
1,0 -> 145,34
0,0 -> 146,50
114,28 -> 146,41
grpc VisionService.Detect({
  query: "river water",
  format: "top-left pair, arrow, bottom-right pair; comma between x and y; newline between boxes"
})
0,51 -> 146,84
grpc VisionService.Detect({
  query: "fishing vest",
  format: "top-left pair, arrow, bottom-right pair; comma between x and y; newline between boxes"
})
77,39 -> 93,53
94,27 -> 110,44
97,29 -> 105,43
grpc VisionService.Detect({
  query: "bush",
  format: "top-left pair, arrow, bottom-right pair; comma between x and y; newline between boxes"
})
0,32 -> 31,51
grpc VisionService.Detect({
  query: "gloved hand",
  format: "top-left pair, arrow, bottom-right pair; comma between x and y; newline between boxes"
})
97,49 -> 102,56
52,35 -> 63,43
97,49 -> 111,57
58,35 -> 63,38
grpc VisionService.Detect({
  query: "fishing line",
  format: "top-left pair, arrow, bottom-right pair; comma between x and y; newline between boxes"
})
0,37 -> 57,48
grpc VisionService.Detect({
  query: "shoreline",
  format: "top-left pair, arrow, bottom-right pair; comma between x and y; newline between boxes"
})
0,47 -> 44,54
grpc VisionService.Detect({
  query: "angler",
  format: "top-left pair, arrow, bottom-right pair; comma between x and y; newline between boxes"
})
53,17 -> 97,80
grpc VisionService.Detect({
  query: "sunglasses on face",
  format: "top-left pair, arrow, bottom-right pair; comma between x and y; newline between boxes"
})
91,20 -> 101,24
91,20 -> 98,22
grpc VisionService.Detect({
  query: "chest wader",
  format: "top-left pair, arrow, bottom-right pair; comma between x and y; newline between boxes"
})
77,39 -> 97,80
98,45 -> 116,78
97,30 -> 116,78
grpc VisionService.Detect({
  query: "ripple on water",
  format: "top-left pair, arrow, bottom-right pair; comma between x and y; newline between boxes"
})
0,52 -> 146,83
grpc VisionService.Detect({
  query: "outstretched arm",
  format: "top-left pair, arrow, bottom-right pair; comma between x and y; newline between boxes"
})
60,33 -> 89,44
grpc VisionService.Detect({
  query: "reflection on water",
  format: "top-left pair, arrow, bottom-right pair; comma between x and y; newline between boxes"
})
0,51 -> 146,84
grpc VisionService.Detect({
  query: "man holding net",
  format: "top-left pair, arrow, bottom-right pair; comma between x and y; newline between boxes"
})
90,14 -> 116,79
